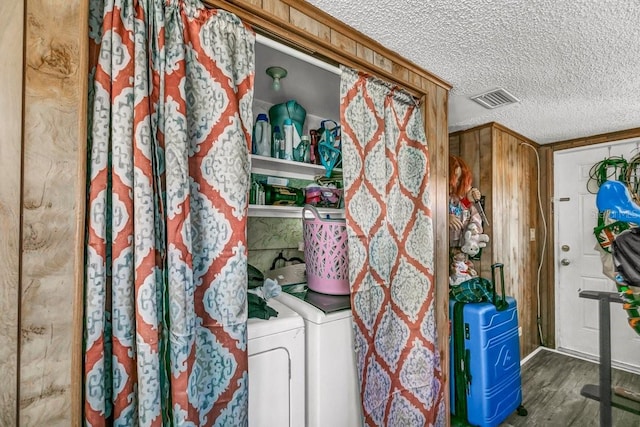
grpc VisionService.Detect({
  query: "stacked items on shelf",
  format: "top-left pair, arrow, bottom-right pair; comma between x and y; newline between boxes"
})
251,100 -> 342,170
249,173 -> 343,209
250,99 -> 344,211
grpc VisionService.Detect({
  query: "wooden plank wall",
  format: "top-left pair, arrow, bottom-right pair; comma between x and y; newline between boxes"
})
0,2 -> 24,425
19,0 -> 87,425
450,126 -> 493,277
213,0 -> 452,93
550,127 -> 640,152
450,123 -> 546,358
452,125 -> 640,357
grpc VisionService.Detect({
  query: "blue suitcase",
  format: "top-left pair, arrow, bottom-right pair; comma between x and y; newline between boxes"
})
450,263 -> 526,427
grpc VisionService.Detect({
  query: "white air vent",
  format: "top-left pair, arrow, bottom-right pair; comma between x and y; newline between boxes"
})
471,88 -> 519,109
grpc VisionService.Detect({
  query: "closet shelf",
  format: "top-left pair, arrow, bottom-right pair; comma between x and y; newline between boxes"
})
248,204 -> 344,219
250,154 -> 344,218
251,154 -> 341,180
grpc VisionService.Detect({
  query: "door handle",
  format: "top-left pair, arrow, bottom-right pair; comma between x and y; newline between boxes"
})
561,258 -> 571,266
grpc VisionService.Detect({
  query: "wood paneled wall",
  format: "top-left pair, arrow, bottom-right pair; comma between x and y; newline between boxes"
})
0,0 -> 88,425
550,127 -> 640,152
449,125 -> 640,360
450,123 -> 548,358
209,0 -> 451,94
21,0 -> 87,423
0,2 -> 24,425
450,126 -> 493,276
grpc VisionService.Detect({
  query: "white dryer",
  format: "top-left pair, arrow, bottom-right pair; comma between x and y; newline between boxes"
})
275,287 -> 363,427
247,297 -> 305,427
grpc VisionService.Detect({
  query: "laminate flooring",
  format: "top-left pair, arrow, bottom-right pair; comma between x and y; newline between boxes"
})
500,348 -> 640,426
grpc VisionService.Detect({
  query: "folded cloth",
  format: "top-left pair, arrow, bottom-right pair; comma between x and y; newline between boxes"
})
261,278 -> 281,300
449,277 -> 493,304
250,278 -> 281,300
248,292 -> 278,320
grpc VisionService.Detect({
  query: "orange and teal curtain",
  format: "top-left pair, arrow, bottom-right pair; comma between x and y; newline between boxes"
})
84,0 -> 254,425
340,66 -> 445,426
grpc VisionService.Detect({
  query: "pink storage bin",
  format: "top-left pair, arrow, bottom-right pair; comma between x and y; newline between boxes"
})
302,205 -> 350,295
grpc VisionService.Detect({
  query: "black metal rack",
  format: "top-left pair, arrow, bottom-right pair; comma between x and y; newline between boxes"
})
578,290 -> 640,427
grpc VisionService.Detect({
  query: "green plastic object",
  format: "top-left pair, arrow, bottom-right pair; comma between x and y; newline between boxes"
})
615,280 -> 640,335
269,100 -> 306,143
317,120 -> 341,177
263,184 -> 305,206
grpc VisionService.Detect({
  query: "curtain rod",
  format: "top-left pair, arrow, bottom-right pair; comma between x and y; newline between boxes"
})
256,33 -> 341,76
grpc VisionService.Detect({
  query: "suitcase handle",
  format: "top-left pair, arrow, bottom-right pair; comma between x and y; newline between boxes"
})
491,263 -> 509,311
464,349 -> 472,392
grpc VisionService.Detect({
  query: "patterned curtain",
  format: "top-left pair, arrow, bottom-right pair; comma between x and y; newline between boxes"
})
84,1 -> 254,425
340,66 -> 445,426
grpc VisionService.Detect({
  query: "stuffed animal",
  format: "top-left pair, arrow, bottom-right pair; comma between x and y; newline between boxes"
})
449,250 -> 478,286
461,223 -> 490,257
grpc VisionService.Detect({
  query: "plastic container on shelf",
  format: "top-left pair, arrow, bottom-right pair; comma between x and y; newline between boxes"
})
283,118 -> 294,161
269,100 -> 306,143
272,125 -> 284,159
253,113 -> 271,157
293,135 -> 310,163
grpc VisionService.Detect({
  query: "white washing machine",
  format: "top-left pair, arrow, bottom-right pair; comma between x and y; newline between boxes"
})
275,287 -> 363,427
247,297 -> 305,427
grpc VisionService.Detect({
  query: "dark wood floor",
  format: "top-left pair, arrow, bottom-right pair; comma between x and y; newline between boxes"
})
500,349 -> 640,426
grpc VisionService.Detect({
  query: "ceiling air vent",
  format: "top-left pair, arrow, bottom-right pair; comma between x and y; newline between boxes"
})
470,88 -> 519,109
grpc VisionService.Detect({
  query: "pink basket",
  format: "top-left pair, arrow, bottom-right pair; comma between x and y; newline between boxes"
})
302,205 -> 350,295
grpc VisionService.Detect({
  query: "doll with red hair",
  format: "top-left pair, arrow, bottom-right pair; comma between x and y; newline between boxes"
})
449,155 -> 484,245
449,155 -> 489,286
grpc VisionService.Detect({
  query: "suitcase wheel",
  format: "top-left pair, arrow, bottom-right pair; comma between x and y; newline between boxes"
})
517,405 -> 528,416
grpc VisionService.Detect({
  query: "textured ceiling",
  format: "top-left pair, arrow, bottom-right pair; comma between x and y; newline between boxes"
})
306,0 -> 640,144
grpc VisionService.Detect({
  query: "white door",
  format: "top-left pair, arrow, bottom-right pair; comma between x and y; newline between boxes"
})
554,139 -> 640,373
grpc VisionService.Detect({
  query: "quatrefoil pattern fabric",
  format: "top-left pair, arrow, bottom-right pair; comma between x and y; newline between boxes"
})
341,66 -> 445,426
85,2 -> 254,425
